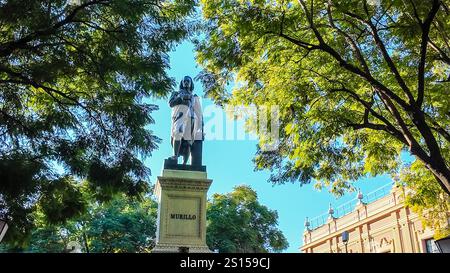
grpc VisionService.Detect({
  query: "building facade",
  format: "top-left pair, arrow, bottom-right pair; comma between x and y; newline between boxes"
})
300,184 -> 440,253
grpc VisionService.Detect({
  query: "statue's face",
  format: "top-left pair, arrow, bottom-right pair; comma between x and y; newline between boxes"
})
183,76 -> 192,91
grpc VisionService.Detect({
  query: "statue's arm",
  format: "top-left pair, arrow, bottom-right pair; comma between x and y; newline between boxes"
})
169,91 -> 183,107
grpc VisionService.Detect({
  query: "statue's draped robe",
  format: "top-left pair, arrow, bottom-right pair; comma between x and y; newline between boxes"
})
170,90 -> 203,145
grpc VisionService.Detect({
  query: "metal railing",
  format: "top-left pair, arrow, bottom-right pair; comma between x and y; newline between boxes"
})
362,183 -> 393,204
306,182 -> 393,230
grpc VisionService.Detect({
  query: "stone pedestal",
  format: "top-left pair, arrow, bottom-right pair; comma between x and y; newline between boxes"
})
152,165 -> 212,253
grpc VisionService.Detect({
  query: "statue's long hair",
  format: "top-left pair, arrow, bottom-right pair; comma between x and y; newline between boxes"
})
179,76 -> 194,92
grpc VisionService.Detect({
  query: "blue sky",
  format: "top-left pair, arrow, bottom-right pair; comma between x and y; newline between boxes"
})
145,41 -> 392,253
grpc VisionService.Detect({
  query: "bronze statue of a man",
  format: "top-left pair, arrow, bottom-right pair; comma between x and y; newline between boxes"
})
168,76 -> 204,166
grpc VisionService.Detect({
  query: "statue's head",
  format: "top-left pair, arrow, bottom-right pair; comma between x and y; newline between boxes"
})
179,76 -> 194,92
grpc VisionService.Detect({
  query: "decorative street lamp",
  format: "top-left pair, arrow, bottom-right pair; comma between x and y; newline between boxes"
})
0,219 -> 8,243
304,217 -> 311,231
435,235 -> 450,253
357,188 -> 365,205
342,231 -> 349,253
328,204 -> 335,220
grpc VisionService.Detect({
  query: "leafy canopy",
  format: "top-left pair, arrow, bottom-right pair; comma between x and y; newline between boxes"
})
0,0 -> 196,244
1,186 -> 288,253
0,193 -> 158,253
206,185 -> 288,253
196,0 -> 450,196
401,162 -> 450,239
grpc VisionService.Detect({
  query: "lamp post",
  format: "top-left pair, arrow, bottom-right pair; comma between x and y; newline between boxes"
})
435,235 -> 450,253
342,231 -> 349,253
304,217 -> 311,231
0,219 -> 8,243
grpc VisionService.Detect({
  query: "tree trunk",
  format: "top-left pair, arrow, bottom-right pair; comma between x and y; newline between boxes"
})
83,232 -> 90,253
410,110 -> 450,196
413,151 -> 450,196
426,161 -> 450,196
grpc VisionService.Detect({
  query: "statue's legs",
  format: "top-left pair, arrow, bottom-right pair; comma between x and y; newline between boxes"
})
170,139 -> 182,162
191,140 -> 203,166
181,141 -> 190,165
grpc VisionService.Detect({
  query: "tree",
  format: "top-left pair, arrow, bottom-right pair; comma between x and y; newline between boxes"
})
1,186 -> 287,253
196,0 -> 450,196
0,0 -> 196,244
0,193 -> 158,253
400,162 -> 450,239
84,194 -> 157,253
206,185 -> 288,253
24,225 -> 78,253
0,225 -> 70,253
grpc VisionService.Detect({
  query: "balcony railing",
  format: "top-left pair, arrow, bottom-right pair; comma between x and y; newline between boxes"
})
306,182 -> 394,230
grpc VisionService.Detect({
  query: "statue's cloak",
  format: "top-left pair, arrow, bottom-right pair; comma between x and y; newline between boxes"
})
170,92 -> 203,144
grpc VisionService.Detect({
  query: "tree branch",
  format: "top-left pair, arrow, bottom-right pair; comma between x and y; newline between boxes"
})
329,87 -> 407,145
428,39 -> 450,65
326,3 -> 370,74
296,0 -> 413,112
348,121 -> 391,132
344,8 -> 416,105
267,31 -> 320,51
0,0 -> 109,57
417,0 -> 441,107
375,90 -> 431,165
0,64 -> 111,135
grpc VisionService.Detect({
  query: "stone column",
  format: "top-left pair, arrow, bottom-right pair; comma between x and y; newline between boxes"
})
358,226 -> 364,253
400,207 -> 414,252
391,210 -> 403,253
152,166 -> 212,253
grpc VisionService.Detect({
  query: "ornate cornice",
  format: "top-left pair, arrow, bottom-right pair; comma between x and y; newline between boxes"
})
155,177 -> 212,194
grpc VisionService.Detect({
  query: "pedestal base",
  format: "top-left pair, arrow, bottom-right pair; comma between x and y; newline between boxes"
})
152,243 -> 212,253
152,166 -> 213,253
